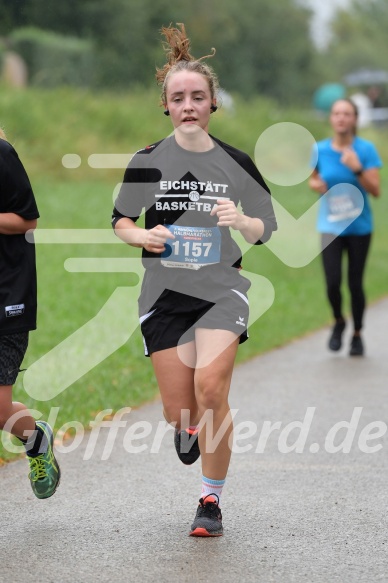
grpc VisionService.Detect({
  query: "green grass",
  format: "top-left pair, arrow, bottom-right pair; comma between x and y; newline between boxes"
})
1,86 -> 387,462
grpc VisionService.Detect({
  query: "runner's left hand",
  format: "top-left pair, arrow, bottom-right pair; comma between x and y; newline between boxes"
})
210,199 -> 243,230
341,147 -> 362,173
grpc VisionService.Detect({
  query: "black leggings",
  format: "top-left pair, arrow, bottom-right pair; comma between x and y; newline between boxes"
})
321,233 -> 371,332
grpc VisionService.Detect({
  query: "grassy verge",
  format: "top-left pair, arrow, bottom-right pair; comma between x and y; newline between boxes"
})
0,86 -> 387,462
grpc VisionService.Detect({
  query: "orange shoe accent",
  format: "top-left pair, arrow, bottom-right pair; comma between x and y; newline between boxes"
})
186,427 -> 199,436
189,527 -> 223,537
200,495 -> 217,504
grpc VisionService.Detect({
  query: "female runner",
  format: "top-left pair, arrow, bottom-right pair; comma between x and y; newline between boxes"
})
112,24 -> 277,536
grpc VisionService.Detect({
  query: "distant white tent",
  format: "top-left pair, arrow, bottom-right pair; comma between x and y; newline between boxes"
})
344,69 -> 388,86
344,69 -> 388,126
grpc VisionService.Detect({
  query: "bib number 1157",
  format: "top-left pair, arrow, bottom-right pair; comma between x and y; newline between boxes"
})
161,225 -> 221,270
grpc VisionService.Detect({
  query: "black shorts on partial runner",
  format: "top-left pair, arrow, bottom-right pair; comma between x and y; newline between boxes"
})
0,332 -> 29,385
139,289 -> 249,357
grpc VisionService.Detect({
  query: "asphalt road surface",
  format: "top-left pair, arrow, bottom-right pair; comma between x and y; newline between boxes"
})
1,298 -> 387,583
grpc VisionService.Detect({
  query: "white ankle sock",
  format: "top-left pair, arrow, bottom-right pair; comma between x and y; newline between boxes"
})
201,475 -> 225,505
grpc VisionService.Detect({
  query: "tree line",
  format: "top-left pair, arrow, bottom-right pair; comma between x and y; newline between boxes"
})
0,0 -> 387,104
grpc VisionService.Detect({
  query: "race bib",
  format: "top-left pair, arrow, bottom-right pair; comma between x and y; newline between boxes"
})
161,225 -> 221,270
327,192 -> 363,222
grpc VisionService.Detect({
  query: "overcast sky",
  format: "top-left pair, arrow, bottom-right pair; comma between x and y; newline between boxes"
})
302,0 -> 352,48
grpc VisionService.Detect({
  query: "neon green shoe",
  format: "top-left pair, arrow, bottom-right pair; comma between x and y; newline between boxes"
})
27,421 -> 61,499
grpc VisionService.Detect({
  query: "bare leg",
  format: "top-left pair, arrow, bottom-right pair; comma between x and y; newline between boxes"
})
194,329 -> 239,480
0,385 -> 36,440
150,341 -> 198,429
151,330 -> 239,481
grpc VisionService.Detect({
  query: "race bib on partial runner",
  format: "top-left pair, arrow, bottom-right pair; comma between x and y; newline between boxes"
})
161,225 -> 221,270
327,191 -> 363,222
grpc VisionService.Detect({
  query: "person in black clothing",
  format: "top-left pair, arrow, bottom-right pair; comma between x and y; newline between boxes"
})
112,24 -> 277,536
0,128 -> 60,498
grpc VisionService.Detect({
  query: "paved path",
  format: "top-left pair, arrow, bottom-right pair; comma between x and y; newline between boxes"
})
1,298 -> 388,583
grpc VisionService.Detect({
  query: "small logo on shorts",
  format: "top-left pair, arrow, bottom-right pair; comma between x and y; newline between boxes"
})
235,316 -> 245,327
5,304 -> 25,318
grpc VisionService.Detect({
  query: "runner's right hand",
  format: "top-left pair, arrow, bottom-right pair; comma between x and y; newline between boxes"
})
143,224 -> 175,253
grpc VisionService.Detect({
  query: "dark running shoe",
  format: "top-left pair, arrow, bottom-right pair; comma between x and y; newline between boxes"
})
27,421 -> 61,499
328,320 -> 346,351
174,427 -> 200,465
190,494 -> 223,537
349,335 -> 364,356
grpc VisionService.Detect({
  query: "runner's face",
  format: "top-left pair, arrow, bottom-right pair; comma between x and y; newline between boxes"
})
165,71 -> 215,133
330,100 -> 357,136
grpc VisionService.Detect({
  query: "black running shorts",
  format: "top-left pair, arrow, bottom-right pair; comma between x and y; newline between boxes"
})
0,332 -> 29,385
140,289 -> 249,356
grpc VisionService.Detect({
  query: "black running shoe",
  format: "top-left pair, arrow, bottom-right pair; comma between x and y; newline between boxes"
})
174,427 -> 200,465
349,335 -> 364,356
328,320 -> 346,351
190,494 -> 223,537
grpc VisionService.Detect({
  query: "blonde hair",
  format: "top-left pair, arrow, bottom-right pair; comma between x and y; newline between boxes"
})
155,23 -> 219,105
0,127 -> 7,140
